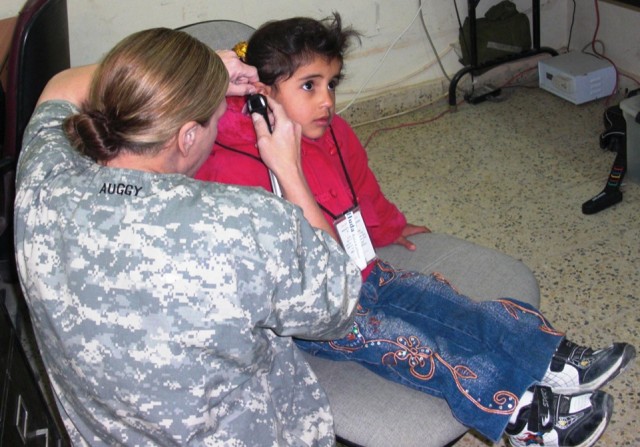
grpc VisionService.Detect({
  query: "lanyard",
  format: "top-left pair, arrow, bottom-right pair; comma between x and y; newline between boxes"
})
215,125 -> 357,219
323,126 -> 358,219
216,141 -> 263,163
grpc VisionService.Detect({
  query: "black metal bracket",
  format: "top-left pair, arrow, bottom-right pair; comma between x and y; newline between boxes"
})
449,0 -> 558,107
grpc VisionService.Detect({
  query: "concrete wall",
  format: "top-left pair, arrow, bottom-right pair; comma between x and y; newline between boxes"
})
1,1 -> 638,108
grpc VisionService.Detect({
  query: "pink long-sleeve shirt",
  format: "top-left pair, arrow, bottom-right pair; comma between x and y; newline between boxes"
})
195,96 -> 407,278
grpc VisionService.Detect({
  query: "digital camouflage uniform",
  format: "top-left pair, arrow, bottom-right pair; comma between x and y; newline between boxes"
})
14,101 -> 361,446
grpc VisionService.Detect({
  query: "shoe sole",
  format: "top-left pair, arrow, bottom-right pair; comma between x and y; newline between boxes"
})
551,344 -> 636,395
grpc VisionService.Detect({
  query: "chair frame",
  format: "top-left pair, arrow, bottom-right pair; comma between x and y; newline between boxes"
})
1,0 -> 70,281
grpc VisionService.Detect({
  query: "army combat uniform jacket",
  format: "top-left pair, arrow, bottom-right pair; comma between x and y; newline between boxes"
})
14,101 -> 361,446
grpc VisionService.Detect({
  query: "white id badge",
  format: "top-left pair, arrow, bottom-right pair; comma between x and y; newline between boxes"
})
334,207 -> 377,270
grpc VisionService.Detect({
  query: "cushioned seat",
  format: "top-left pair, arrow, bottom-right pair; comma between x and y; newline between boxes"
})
306,233 -> 540,447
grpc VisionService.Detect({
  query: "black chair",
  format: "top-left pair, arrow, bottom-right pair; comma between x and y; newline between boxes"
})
1,0 -> 70,282
177,19 -> 255,51
1,0 -> 71,445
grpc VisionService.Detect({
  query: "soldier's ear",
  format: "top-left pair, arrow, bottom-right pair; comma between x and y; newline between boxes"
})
177,122 -> 198,156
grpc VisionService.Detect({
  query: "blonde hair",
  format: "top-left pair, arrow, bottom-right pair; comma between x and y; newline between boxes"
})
64,28 -> 228,162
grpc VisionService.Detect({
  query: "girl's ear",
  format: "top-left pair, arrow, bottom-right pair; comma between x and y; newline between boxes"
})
255,82 -> 272,97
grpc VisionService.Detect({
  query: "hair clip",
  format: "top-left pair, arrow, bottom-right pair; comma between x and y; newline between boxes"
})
233,41 -> 248,62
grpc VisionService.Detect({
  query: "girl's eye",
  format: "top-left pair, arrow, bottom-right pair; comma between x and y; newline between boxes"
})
328,80 -> 338,91
302,81 -> 314,91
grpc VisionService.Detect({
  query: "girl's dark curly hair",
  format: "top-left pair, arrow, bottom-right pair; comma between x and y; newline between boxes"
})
245,12 -> 361,88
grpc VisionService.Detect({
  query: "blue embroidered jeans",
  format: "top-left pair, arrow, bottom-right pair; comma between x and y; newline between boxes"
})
296,261 -> 564,441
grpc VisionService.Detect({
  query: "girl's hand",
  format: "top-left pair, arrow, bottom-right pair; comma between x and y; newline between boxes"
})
394,223 -> 430,251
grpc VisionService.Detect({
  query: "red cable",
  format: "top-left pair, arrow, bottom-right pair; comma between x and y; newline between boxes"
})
362,100 -> 462,148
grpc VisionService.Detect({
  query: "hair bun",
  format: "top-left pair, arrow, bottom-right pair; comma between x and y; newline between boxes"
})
64,110 -> 122,161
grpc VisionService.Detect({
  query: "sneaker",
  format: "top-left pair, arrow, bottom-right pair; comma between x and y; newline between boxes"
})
542,339 -> 636,394
506,386 -> 613,447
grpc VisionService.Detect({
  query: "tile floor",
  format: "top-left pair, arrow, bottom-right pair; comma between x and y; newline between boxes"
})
350,86 -> 639,446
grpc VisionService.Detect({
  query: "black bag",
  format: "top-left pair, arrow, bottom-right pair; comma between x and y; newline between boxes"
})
581,88 -> 639,214
600,104 -> 626,153
459,0 -> 531,66
600,89 -> 640,152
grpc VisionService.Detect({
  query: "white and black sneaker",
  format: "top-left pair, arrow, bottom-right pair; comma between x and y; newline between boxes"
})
542,339 -> 636,394
506,385 -> 613,447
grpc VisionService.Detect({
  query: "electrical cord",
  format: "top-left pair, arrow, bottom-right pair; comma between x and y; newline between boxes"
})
360,60 -> 542,148
337,45 -> 455,97
340,1 -> 479,115
588,0 -> 640,99
339,0 -> 466,113
361,97 -> 461,148
453,0 -> 553,98
567,0 -> 576,50
453,0 -> 468,63
337,5 -> 425,115
453,0 -> 477,95
351,92 -> 449,129
589,0 -> 620,102
418,0 -> 451,82
361,0 -> 640,148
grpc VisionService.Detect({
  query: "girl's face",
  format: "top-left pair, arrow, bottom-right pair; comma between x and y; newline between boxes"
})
267,55 -> 342,140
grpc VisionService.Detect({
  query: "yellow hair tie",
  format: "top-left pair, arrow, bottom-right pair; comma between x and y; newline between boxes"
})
233,41 -> 248,61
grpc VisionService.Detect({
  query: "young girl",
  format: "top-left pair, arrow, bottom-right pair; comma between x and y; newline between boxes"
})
195,14 -> 635,447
